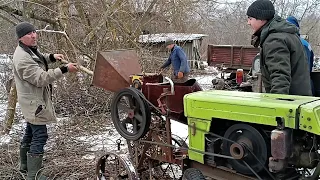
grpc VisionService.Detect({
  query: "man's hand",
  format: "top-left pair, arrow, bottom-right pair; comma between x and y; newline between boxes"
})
178,72 -> 183,79
66,63 -> 78,72
53,54 -> 64,61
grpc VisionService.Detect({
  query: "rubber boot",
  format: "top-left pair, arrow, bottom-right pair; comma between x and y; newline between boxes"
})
19,144 -> 30,173
27,153 -> 48,180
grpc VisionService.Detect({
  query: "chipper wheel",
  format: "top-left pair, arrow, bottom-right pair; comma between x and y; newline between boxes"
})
182,168 -> 206,180
111,87 -> 151,141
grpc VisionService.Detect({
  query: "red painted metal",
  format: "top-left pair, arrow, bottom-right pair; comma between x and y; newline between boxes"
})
141,74 -> 202,124
207,45 -> 260,70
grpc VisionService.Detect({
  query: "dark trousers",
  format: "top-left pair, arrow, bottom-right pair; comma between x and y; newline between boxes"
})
21,122 -> 48,155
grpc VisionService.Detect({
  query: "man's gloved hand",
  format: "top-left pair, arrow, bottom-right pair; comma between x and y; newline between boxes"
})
178,72 -> 184,79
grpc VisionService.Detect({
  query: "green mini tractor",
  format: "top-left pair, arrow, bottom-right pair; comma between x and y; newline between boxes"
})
184,90 -> 320,179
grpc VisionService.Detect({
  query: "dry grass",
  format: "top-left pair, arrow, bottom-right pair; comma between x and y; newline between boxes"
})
0,114 -> 123,180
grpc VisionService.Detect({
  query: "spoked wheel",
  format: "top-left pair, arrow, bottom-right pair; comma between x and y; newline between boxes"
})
223,123 -> 268,175
95,152 -> 139,180
111,87 -> 151,140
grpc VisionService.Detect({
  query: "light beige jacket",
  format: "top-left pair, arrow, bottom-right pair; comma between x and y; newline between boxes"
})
12,45 -> 63,125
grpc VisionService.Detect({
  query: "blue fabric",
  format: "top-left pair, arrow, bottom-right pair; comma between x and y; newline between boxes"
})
286,16 -> 300,28
300,37 -> 314,72
21,122 -> 48,154
287,16 -> 315,95
161,45 -> 190,76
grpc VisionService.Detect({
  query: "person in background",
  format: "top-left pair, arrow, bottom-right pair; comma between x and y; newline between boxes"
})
160,38 -> 190,83
286,16 -> 315,95
246,0 -> 312,96
12,21 -> 78,179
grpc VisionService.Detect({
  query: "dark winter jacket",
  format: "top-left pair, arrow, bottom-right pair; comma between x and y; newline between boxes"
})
161,45 -> 190,76
258,15 -> 312,96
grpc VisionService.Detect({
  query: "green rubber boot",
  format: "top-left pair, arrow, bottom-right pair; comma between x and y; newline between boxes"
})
19,144 -> 30,173
27,153 -> 48,180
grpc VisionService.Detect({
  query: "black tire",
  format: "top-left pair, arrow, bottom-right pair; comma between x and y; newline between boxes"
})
111,87 -> 151,140
182,168 -> 206,180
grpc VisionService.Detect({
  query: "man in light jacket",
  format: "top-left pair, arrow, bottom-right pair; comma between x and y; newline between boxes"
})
12,22 -> 78,179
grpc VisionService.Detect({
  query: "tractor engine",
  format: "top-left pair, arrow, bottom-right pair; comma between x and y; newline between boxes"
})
269,129 -> 319,172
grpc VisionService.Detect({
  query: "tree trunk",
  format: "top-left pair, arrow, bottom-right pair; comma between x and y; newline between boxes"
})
2,79 -> 17,135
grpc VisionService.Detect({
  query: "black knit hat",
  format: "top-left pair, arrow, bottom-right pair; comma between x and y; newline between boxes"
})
16,22 -> 36,39
247,0 -> 275,20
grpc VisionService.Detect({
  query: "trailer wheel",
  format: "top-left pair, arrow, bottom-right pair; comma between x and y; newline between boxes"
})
182,168 -> 206,180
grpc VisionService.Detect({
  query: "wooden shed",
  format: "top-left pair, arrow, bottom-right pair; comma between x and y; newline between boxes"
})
138,33 -> 207,69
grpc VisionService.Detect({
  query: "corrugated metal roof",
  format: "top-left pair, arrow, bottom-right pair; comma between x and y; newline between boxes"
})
138,33 -> 208,43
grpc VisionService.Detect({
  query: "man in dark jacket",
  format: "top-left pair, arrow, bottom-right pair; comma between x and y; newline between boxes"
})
160,38 -> 190,83
286,16 -> 314,73
247,0 -> 312,96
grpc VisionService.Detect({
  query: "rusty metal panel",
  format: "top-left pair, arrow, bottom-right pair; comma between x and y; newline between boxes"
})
209,45 -> 232,66
92,49 -> 142,92
232,48 -> 241,66
271,129 -> 291,159
243,48 -> 260,67
207,45 -> 259,70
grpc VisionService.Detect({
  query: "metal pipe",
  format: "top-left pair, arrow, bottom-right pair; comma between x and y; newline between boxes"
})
257,73 -> 262,93
164,77 -> 175,94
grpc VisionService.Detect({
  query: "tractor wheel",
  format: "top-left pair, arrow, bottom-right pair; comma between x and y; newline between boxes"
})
182,168 -> 206,180
111,87 -> 151,140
